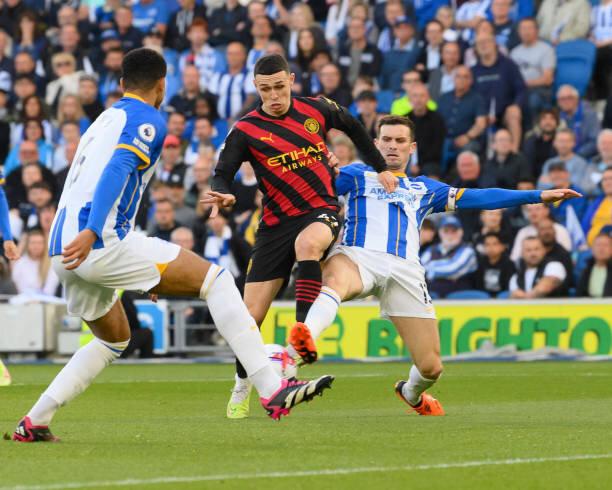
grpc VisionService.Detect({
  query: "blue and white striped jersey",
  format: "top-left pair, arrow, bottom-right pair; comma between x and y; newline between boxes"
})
336,164 -> 453,263
48,94 -> 167,256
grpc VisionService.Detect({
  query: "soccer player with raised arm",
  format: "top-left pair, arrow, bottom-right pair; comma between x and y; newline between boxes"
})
204,54 -> 397,418
11,49 -> 334,443
288,116 -> 580,415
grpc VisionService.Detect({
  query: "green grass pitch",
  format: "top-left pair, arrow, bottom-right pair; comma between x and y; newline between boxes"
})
1,362 -> 611,490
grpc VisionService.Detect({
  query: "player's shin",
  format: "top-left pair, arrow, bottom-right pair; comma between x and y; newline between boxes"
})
27,337 -> 130,426
295,260 -> 322,322
201,264 -> 281,398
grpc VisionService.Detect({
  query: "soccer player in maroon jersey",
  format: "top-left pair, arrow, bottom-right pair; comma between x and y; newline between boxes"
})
204,54 -> 397,418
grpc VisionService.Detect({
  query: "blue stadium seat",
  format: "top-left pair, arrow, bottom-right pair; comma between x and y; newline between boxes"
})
376,90 -> 395,114
445,290 -> 491,300
554,40 -> 597,97
496,290 -> 511,299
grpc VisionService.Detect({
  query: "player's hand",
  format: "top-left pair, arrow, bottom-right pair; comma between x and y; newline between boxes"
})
62,229 -> 97,270
2,240 -> 20,261
327,151 -> 340,176
378,170 -> 398,193
200,191 -> 236,218
541,188 -> 582,203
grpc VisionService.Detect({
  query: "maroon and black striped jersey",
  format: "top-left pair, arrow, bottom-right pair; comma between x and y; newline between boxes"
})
212,96 -> 387,227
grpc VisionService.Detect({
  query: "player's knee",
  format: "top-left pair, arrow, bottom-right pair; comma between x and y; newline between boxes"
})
418,358 -> 443,380
294,237 -> 324,261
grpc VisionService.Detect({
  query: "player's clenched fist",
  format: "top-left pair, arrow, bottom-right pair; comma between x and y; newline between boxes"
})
201,191 -> 237,218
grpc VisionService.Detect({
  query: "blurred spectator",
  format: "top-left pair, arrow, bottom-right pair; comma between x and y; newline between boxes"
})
50,23 -> 94,74
166,112 -> 187,146
148,197 -> 182,242
184,117 -> 215,166
472,33 -> 526,151
591,0 -> 612,100
406,83 -> 446,177
208,0 -> 247,47
421,215 -> 478,298
0,31 -> 12,94
56,94 -> 90,136
330,135 -> 358,168
542,162 -> 587,233
482,129 -> 532,189
556,85 -> 600,159
338,17 -> 381,87
5,119 -> 53,174
582,166 -> 612,245
6,158 -> 57,210
114,6 -> 144,52
435,6 -> 459,42
414,0 -> 448,31
13,51 -> 45,97
464,19 -> 510,67
11,94 -> 53,148
456,0 -> 489,44
247,15 -> 275,71
491,0 -> 520,50
132,0 -> 168,36
511,203 -> 572,261
17,181 -> 52,230
510,236 -> 567,298
427,41 -> 461,101
208,41 -> 256,121
536,216 -> 574,293
473,209 -> 514,251
14,10 -> 46,61
537,0 -> 591,44
45,53 -> 82,113
0,257 -> 17,294
11,228 -> 59,297
185,156 -> 212,208
317,63 -> 352,108
355,90 -> 383,140
166,181 -> 197,229
392,16 -> 419,56
167,65 -> 205,120
170,226 -> 195,252
511,18 -> 556,118
419,218 -> 437,255
78,74 -> 104,122
93,0 -> 122,33
55,140 -> 78,191
540,129 -> 588,188
377,0 -> 409,52
391,70 -> 437,116
522,109 -> 560,180
12,74 -> 38,116
474,231 -> 516,295
452,151 -> 488,238
156,135 -> 187,186
99,47 -> 123,104
583,131 -> 612,197
165,0 -> 207,53
438,65 -> 487,172
576,233 -> 612,297
416,20 -> 445,80
178,18 -> 226,94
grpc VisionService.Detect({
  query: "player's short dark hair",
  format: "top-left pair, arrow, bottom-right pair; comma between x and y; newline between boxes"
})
254,54 -> 290,76
377,115 -> 415,141
121,47 -> 166,91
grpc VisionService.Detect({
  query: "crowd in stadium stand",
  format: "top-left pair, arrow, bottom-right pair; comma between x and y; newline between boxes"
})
0,0 -> 610,305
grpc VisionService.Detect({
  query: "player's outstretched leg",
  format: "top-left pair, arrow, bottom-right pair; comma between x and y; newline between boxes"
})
151,249 -> 335,420
12,300 -> 131,442
391,317 -> 445,416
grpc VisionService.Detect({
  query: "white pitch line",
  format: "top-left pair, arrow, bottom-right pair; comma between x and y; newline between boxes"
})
2,453 -> 611,490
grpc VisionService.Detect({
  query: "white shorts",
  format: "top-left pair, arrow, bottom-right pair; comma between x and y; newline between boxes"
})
52,232 -> 180,322
328,245 -> 436,319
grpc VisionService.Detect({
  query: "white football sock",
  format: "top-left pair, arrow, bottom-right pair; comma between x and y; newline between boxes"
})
201,265 -> 281,399
305,286 -> 341,340
28,337 -> 129,426
401,365 -> 437,406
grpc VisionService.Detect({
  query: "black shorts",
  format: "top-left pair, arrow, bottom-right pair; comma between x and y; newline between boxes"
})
246,209 -> 340,283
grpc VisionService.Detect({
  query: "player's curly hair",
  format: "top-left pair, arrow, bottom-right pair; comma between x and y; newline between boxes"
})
121,48 -> 167,91
377,115 -> 415,140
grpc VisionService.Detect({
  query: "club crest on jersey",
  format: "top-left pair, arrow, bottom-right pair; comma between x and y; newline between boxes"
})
304,118 -> 320,134
138,123 -> 155,143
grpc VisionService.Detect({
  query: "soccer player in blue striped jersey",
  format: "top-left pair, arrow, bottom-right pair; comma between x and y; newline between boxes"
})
288,115 -> 581,415
0,170 -> 19,261
12,49 -> 334,443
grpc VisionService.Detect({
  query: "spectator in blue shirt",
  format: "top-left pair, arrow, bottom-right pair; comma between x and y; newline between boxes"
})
132,0 -> 169,36
556,84 -> 601,160
414,0 -> 450,30
544,161 -> 588,227
472,33 -> 526,152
